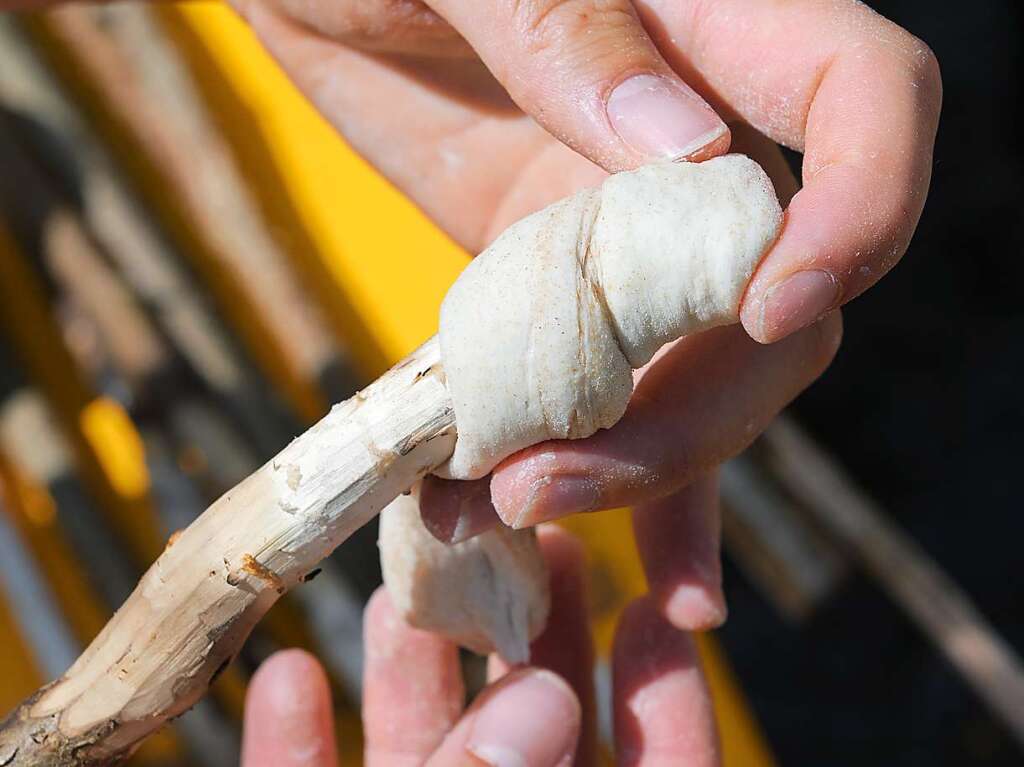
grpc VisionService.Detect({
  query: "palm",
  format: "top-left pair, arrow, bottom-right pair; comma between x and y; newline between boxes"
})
244,3 -> 607,252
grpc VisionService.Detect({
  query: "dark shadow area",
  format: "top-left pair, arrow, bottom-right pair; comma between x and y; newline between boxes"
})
720,1 -> 1024,763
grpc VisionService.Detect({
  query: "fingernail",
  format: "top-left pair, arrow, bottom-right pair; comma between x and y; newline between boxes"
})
759,269 -> 841,341
467,671 -> 580,767
664,584 -> 728,631
511,476 -> 601,529
607,74 -> 726,161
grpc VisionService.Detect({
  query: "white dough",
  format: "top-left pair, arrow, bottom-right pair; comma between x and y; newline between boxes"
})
379,488 -> 549,663
438,154 -> 782,480
383,155 -> 780,661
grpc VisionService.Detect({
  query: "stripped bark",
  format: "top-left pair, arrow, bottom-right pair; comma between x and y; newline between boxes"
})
0,339 -> 455,765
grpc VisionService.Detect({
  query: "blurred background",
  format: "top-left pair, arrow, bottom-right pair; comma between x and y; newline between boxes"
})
0,1 -> 1019,765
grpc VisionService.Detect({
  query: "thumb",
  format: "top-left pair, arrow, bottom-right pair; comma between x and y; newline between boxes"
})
425,0 -> 729,171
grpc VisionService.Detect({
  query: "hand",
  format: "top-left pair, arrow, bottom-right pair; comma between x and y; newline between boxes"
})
233,0 -> 938,630
236,0 -> 939,342
2,0 -> 936,632
241,527 -> 721,766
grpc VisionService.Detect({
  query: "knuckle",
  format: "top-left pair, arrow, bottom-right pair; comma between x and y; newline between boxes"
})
843,12 -> 943,115
275,0 -> 452,50
885,28 -> 943,109
911,40 -> 943,106
509,0 -> 640,60
889,31 -> 944,109
364,0 -> 451,40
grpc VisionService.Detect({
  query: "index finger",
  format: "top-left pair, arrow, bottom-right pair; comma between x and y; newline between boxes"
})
637,0 -> 941,342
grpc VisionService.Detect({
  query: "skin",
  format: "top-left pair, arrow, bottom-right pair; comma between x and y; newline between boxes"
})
242,527 -> 720,767
230,0 -> 942,339
0,0 -> 939,341
1,0 -> 939,750
1,0 -> 939,623
203,0 -> 937,631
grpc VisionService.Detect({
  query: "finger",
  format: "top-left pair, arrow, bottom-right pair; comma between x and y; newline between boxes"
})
245,0 -> 471,57
488,525 -> 599,765
420,121 -> 796,542
426,668 -> 581,767
420,475 -> 499,543
613,598 -> 719,767
490,315 -> 842,528
362,588 -> 465,767
633,473 -> 725,632
630,0 -> 941,342
424,0 -> 729,171
241,650 -> 339,767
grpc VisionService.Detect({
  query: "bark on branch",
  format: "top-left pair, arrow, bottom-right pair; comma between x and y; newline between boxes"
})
0,339 -> 455,766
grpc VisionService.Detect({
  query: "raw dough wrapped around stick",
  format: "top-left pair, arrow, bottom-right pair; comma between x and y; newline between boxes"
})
0,155 -> 781,766
383,155 -> 781,659
438,155 -> 782,480
379,487 -> 548,663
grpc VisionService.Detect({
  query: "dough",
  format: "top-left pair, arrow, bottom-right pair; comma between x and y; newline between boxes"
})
382,155 -> 781,660
438,154 -> 782,480
379,487 -> 549,663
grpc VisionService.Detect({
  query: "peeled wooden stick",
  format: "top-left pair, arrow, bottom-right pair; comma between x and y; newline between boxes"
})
0,339 -> 454,766
0,155 -> 782,765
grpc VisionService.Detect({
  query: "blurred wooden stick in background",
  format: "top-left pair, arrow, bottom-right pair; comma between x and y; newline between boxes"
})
762,416 -> 1024,747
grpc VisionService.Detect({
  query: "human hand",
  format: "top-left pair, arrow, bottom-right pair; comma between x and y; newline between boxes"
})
0,3 -> 937,617
232,1 -> 938,631
241,527 -> 720,766
235,0 -> 939,343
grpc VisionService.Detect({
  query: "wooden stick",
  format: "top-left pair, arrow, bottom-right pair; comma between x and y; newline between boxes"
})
0,339 -> 455,766
720,454 -> 848,621
24,7 -> 338,423
0,114 -> 170,388
0,389 -> 235,766
0,16 -> 307,456
762,416 -> 1024,748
